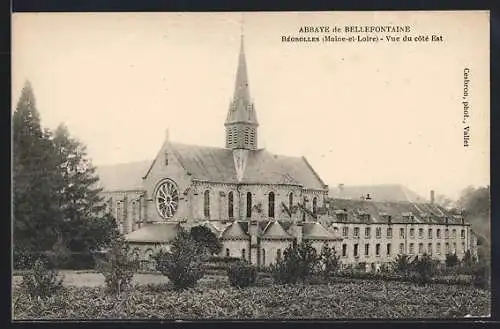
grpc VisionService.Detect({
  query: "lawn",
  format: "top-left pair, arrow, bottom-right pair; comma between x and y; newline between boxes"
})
12,271 -> 491,320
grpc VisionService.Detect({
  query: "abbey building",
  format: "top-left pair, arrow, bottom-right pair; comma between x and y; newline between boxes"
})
95,35 -> 478,270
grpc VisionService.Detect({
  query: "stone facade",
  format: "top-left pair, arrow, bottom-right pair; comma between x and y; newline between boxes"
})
95,34 -> 479,269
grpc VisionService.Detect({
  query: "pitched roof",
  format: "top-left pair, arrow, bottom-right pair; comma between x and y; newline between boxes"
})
261,221 -> 294,240
328,198 -> 465,225
329,184 -> 426,203
95,144 -> 327,191
95,160 -> 151,191
220,221 -> 250,240
124,222 -> 180,243
303,222 -> 342,240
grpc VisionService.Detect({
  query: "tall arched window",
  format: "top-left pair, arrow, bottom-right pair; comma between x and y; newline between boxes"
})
288,192 -> 293,210
312,197 -> 318,216
242,249 -> 246,260
277,249 -> 282,261
204,190 -> 210,218
268,192 -> 275,218
226,248 -> 230,257
228,191 -> 234,219
262,249 -> 266,266
246,192 -> 252,218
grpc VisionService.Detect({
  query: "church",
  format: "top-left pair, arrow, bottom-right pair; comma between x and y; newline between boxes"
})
96,35 -> 478,271
95,36 -> 341,268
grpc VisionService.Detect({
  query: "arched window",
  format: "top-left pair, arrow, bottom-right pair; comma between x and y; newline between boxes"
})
276,249 -> 282,261
242,249 -> 246,260
268,192 -> 275,218
226,248 -> 230,257
262,249 -> 266,266
312,197 -> 318,216
204,190 -> 210,218
288,192 -> 293,211
228,191 -> 234,219
246,192 -> 252,218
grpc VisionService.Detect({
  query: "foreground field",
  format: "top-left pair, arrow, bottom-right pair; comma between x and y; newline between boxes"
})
12,273 -> 490,319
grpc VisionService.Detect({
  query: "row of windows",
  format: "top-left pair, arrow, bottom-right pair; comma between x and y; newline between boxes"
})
343,241 -> 467,258
203,190 -> 319,218
341,226 -> 466,240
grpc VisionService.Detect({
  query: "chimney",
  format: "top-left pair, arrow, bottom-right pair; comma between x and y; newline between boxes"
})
430,190 -> 435,204
338,183 -> 344,191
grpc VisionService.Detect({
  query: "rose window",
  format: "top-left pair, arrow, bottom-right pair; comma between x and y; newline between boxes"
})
155,179 -> 179,219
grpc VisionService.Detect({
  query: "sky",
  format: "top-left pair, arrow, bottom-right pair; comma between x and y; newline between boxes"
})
12,12 -> 490,200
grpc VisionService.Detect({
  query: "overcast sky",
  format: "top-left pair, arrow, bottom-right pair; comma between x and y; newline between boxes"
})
12,12 -> 490,200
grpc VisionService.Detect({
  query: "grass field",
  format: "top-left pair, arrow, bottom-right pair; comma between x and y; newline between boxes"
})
12,271 -> 491,320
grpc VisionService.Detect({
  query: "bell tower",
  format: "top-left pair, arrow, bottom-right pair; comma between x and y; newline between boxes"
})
225,34 -> 259,150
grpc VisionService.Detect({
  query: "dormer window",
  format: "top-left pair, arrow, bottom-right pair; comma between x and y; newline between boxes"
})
360,213 -> 371,222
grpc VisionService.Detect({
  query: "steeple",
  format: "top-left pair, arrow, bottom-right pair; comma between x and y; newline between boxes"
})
225,32 -> 259,150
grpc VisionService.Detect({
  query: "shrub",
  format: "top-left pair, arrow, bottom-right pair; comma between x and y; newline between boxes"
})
95,237 -> 138,295
20,258 -> 64,298
446,253 -> 459,268
227,261 -> 257,288
318,243 -> 341,278
392,254 -> 414,275
190,225 -> 222,256
154,229 -> 205,290
413,254 -> 437,283
271,240 -> 318,284
472,263 -> 490,290
356,262 -> 367,272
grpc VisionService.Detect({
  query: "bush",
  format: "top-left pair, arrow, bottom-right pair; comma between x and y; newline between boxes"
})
413,254 -> 437,283
154,230 -> 205,290
190,226 -> 222,256
271,240 -> 318,284
318,243 -> 341,278
472,263 -> 490,290
20,258 -> 64,298
227,261 -> 257,288
446,253 -> 459,268
95,237 -> 138,295
392,254 -> 414,275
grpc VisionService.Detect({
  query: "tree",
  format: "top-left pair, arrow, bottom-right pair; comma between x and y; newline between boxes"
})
457,185 -> 490,260
52,124 -> 115,268
434,194 -> 455,209
461,250 -> 476,270
271,240 -> 319,284
13,81 -> 63,267
189,225 -> 222,256
154,229 -> 205,290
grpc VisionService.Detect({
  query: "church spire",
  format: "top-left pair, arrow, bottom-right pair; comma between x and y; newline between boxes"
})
225,29 -> 259,150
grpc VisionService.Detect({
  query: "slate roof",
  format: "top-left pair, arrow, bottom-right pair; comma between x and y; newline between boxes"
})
260,221 -> 295,240
329,184 -> 426,203
327,198 -> 465,225
95,160 -> 151,191
95,143 -> 327,191
302,222 -> 342,241
219,220 -> 340,241
125,222 -> 181,243
220,221 -> 250,240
